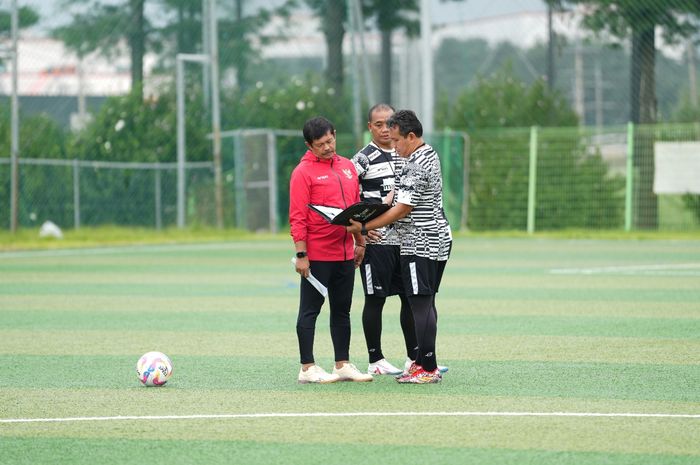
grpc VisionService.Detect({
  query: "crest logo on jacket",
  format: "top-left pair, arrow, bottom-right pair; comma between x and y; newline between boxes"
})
342,168 -> 353,179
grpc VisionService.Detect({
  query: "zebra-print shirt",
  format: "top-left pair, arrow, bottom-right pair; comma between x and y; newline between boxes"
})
394,143 -> 452,261
352,142 -> 405,246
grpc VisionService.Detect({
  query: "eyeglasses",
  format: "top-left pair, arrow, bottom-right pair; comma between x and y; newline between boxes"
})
311,136 -> 335,150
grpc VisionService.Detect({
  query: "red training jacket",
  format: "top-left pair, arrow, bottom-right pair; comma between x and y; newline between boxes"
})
289,150 -> 360,261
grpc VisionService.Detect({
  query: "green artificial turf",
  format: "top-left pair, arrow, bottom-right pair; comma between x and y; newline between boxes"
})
1,237 -> 698,464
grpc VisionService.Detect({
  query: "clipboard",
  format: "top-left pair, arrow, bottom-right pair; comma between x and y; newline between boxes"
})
308,202 -> 390,226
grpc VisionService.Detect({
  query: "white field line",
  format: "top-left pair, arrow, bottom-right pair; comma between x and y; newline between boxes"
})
549,263 -> 700,275
0,242 -> 275,259
2,411 -> 700,424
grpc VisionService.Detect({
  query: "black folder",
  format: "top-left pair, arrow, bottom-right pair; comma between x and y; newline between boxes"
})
308,202 -> 390,226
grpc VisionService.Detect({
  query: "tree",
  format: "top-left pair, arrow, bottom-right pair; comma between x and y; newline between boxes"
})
360,0 -> 419,103
360,0 -> 465,103
64,87 -> 214,226
564,0 -> 700,228
53,0 -> 149,96
0,108 -> 68,228
543,0 -> 563,90
129,0 -> 146,96
217,0 -> 295,94
0,6 -> 39,34
302,0 -> 346,92
0,5 -> 39,80
440,65 -> 579,130
69,87 -> 208,164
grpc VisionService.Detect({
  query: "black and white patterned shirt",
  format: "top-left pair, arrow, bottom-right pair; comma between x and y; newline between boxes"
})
394,143 -> 452,260
352,142 -> 405,246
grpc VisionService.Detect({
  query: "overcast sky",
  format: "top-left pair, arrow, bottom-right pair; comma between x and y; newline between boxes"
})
15,0 -> 547,33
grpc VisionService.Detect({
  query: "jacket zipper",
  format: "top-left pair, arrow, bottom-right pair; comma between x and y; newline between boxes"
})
330,156 -> 349,261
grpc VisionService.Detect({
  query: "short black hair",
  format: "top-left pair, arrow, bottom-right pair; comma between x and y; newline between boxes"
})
367,103 -> 395,123
303,116 -> 335,144
386,110 -> 423,138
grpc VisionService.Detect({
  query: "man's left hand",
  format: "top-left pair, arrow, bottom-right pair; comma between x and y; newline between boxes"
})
353,245 -> 365,267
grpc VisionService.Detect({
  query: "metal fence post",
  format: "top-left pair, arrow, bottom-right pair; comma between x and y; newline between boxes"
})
460,132 -> 470,231
625,122 -> 634,232
442,128 -> 452,218
527,126 -> 538,234
73,159 -> 80,229
233,132 -> 246,229
267,131 -> 278,233
9,0 -> 19,233
154,164 -> 162,230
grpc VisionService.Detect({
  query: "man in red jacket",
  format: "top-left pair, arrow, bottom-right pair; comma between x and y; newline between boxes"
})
290,116 -> 373,384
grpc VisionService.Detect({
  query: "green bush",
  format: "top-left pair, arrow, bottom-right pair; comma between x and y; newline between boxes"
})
442,68 -> 624,230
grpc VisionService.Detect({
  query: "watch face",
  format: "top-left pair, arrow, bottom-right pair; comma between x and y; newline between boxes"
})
296,251 -> 307,258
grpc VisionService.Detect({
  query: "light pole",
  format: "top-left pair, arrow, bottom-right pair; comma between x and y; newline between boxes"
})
10,0 -> 19,233
209,0 -> 223,229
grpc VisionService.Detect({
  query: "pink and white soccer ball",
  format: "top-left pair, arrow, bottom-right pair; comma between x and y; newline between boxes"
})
136,351 -> 173,386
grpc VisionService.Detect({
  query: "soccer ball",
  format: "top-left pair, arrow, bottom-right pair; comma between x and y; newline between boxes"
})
136,351 -> 173,386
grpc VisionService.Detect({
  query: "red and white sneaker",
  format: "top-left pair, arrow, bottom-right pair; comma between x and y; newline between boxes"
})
404,357 -> 449,374
395,361 -> 421,382
396,367 -> 442,384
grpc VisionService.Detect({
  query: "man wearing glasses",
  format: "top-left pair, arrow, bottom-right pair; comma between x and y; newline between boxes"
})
289,116 -> 373,384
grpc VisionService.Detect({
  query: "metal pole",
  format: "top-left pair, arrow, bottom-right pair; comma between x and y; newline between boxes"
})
176,56 -> 186,228
594,60 -> 603,132
688,40 -> 698,107
155,164 -> 162,230
527,126 -> 538,234
547,3 -> 555,90
352,0 -> 375,105
460,133 -> 470,231
77,58 -> 86,125
209,0 -> 224,229
10,0 -> 19,233
574,40 -> 585,123
201,0 -> 211,110
267,131 -> 278,234
346,0 -> 362,147
442,129 -> 452,220
624,122 -> 634,231
420,0 -> 434,134
73,159 -> 80,229
233,132 -> 246,228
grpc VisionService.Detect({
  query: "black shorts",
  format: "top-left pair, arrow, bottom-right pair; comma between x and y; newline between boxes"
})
359,244 -> 404,297
400,255 -> 448,296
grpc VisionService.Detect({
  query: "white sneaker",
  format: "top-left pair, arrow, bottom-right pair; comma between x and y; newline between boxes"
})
333,363 -> 373,382
298,365 -> 340,384
367,358 -> 403,375
404,357 -> 449,374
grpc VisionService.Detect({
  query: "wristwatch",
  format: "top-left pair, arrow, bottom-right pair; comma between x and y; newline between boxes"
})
361,223 -> 368,236
296,251 -> 307,259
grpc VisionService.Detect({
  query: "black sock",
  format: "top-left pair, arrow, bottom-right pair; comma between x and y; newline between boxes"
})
362,295 -> 386,363
399,294 -> 418,361
409,294 -> 438,372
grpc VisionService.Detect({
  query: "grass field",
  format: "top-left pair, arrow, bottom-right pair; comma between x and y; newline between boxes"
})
1,236 -> 699,464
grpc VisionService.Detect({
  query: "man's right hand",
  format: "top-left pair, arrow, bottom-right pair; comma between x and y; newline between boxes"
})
295,256 -> 310,278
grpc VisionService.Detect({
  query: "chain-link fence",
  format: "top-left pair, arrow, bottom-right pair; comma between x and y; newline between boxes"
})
467,123 -> 700,232
2,123 -> 700,233
1,128 -> 467,232
0,158 -> 215,230
226,128 -> 467,233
